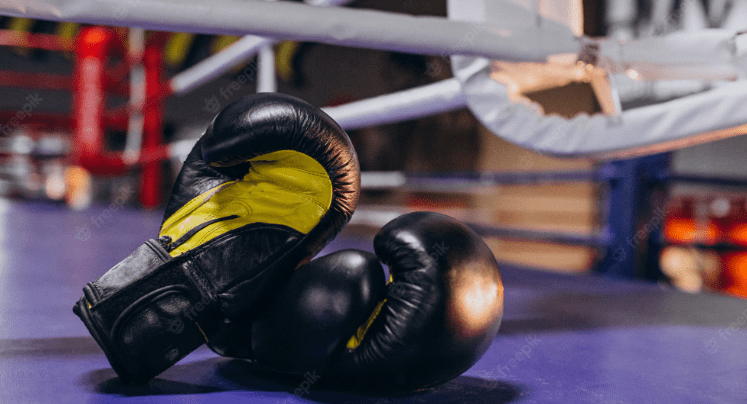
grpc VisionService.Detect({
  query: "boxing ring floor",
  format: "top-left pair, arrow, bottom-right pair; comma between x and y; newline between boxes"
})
1,201 -> 746,404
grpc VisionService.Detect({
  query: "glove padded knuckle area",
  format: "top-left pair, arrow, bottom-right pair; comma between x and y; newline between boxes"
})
197,93 -> 360,259
332,212 -> 504,393
160,150 -> 332,257
201,93 -> 351,170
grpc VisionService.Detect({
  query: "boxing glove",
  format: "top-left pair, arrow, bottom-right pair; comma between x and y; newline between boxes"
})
72,93 -> 360,383
251,249 -> 387,373
248,211 -> 504,393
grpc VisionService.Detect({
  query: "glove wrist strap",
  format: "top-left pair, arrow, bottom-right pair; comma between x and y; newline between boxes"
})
73,240 -> 221,383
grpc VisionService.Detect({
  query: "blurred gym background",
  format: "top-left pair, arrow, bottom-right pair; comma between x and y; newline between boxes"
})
1,0 -> 746,297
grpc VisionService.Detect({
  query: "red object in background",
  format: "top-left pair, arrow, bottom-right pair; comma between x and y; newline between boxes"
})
72,27 -> 170,207
721,198 -> 747,298
720,253 -> 747,298
725,199 -> 747,246
72,26 -> 128,175
138,34 -> 168,209
664,196 -> 747,298
1,26 -> 172,208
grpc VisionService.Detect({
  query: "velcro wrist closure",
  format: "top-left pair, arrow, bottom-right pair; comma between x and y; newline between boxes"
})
74,240 -> 221,383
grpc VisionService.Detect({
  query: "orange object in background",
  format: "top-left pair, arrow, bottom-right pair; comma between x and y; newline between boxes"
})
720,198 -> 747,298
663,196 -> 747,298
64,166 -> 93,210
661,198 -> 725,293
663,217 -> 720,245
720,253 -> 747,298
663,197 -> 720,245
662,196 -> 727,295
726,199 -> 747,247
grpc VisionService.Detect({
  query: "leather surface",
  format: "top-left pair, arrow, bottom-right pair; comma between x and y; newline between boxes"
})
330,212 -> 504,393
73,93 -> 360,384
251,250 -> 386,372
160,150 -> 334,256
82,240 -> 171,304
201,93 -> 360,262
229,212 -> 504,394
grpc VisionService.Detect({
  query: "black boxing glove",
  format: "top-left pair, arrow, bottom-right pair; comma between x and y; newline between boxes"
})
251,249 -> 387,373
72,93 -> 360,383
241,212 -> 504,393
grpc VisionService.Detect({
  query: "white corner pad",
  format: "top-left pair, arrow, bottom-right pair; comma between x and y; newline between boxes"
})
452,54 -> 747,159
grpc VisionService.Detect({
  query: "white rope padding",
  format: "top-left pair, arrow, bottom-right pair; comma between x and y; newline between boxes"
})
5,0 -> 747,158
170,35 -> 272,94
0,0 -> 581,61
323,79 -> 467,131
